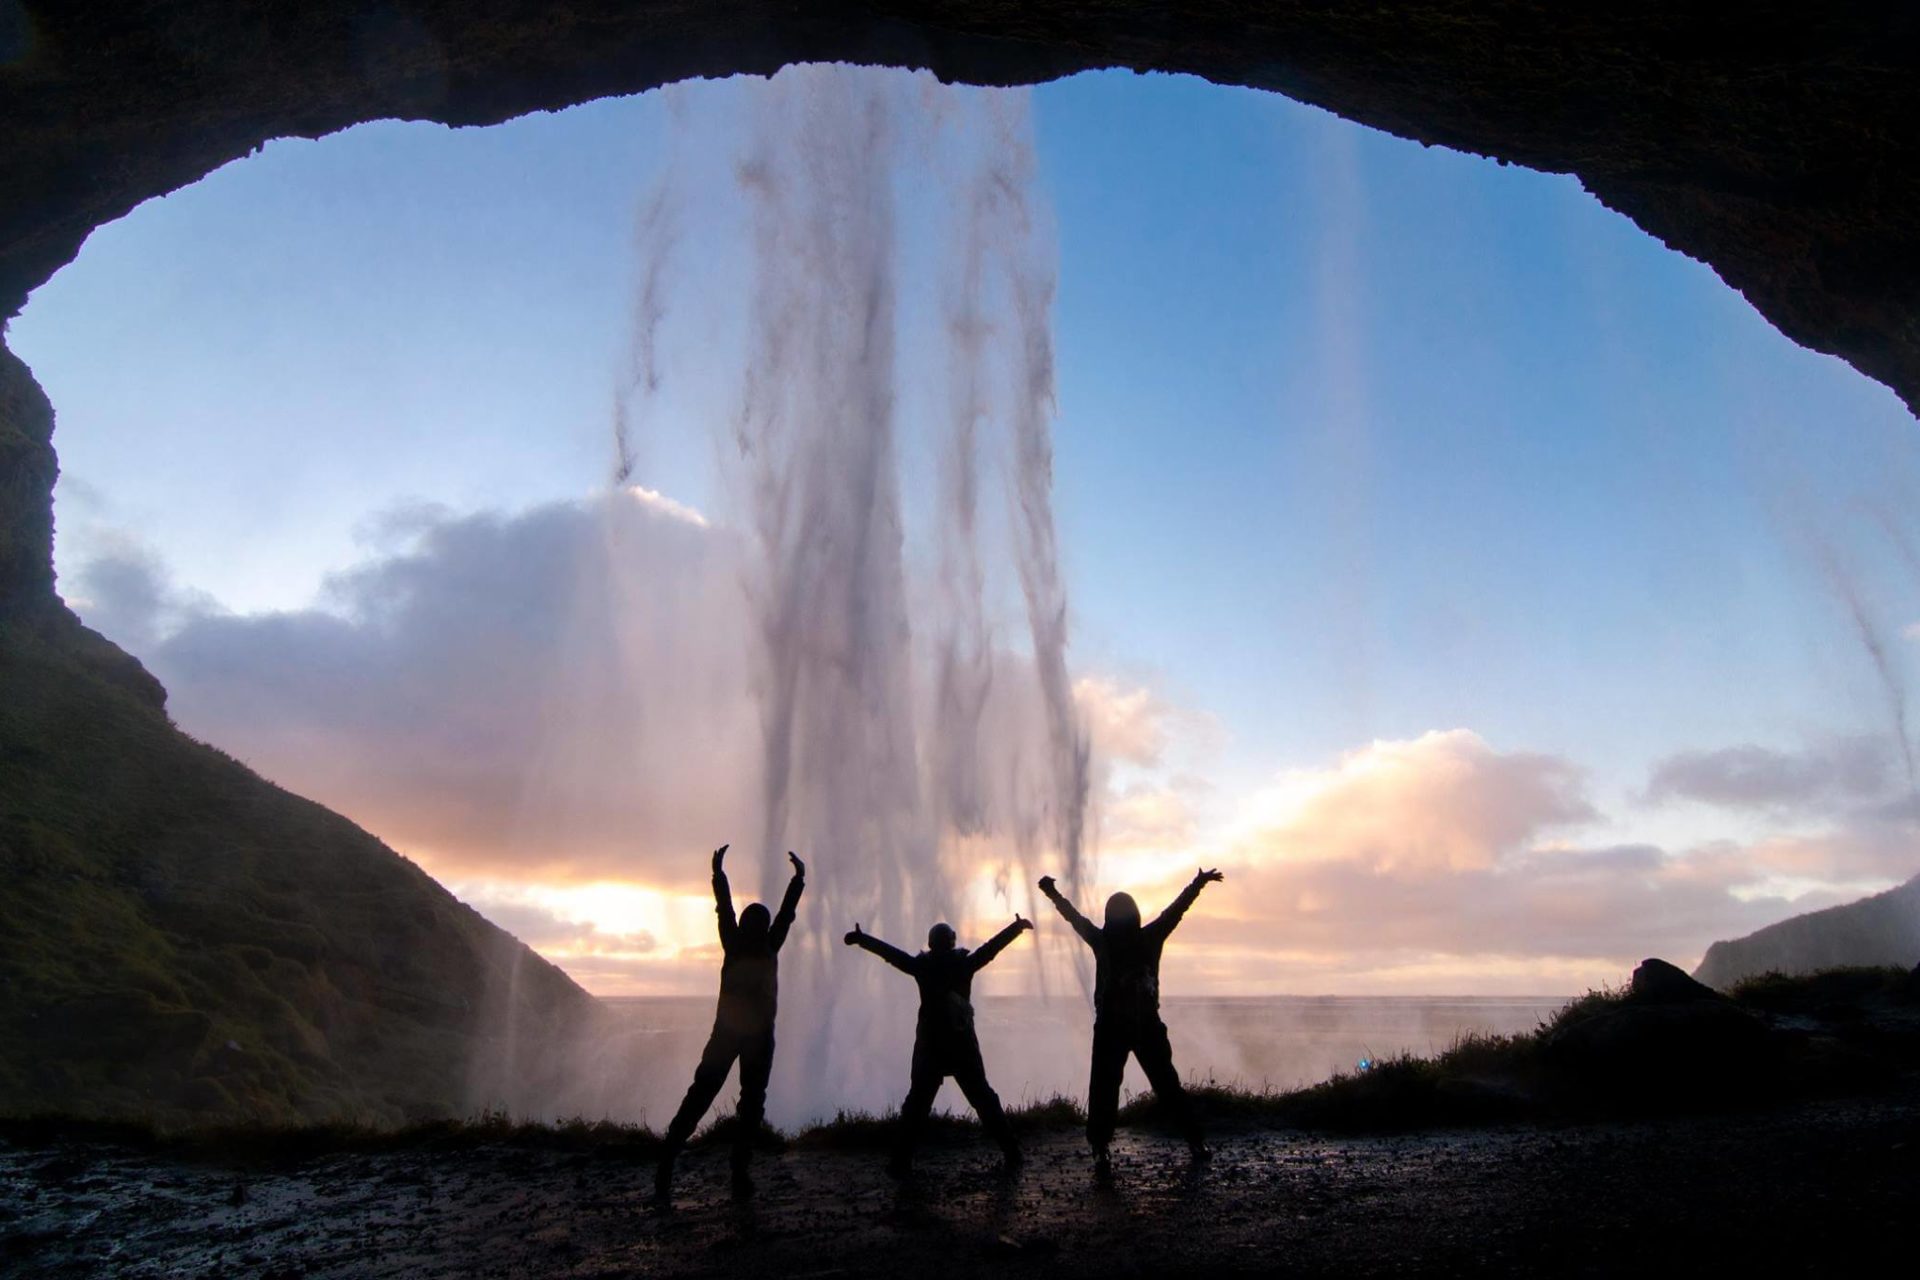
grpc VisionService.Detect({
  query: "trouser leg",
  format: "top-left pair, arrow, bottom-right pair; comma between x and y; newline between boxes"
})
950,1036 -> 1016,1156
1134,1018 -> 1202,1144
893,1038 -> 944,1167
666,1026 -> 740,1151
1086,1020 -> 1130,1153
732,1027 -> 776,1174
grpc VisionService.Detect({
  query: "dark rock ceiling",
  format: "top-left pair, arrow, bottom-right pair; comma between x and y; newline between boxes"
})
3,1 -> 1919,605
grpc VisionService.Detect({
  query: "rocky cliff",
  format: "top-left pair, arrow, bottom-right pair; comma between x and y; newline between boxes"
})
0,594 -> 602,1125
1695,875 -> 1920,990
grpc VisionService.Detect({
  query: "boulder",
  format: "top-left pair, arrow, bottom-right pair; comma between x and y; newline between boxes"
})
1629,957 -> 1727,1005
1544,961 -> 1775,1106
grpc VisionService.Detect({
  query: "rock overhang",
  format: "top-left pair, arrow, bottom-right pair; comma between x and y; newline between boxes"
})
4,1 -> 1919,606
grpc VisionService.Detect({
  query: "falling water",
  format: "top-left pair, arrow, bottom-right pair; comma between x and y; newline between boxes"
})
610,66 -> 1093,1121
610,183 -> 675,486
1811,538 -> 1918,799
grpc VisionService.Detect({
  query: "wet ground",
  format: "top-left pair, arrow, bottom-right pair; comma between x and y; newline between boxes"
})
5,1088 -> 1918,1277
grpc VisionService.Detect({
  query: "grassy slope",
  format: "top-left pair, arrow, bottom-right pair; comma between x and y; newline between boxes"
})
0,608 -> 600,1127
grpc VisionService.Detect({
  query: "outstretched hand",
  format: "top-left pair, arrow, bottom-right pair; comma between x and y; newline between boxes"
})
1014,912 -> 1033,933
1196,867 -> 1225,885
844,922 -> 864,946
788,850 -> 806,877
1037,874 -> 1057,894
712,844 -> 729,874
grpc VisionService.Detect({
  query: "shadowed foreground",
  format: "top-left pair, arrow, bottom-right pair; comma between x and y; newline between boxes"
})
5,1085 -> 1916,1277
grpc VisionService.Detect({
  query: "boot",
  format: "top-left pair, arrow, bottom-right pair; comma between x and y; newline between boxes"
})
1092,1147 -> 1113,1186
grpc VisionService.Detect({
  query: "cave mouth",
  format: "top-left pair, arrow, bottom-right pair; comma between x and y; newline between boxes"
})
12,64 -> 1920,1023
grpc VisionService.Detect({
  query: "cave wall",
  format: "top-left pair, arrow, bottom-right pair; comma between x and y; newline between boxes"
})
3,3 -> 1919,616
0,342 -> 55,612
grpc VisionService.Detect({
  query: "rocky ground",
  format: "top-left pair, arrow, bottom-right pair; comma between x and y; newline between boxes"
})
6,1083 -> 1918,1278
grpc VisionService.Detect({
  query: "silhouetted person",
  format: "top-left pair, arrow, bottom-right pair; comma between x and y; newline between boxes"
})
845,914 -> 1033,1177
1039,868 -> 1223,1182
654,845 -> 805,1204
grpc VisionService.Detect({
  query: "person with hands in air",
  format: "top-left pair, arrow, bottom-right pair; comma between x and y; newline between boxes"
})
1038,867 -> 1224,1182
845,911 -> 1034,1178
654,846 -> 806,1205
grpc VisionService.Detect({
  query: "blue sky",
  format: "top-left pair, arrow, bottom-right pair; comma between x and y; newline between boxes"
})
13,68 -> 1919,993
1040,76 -> 1916,788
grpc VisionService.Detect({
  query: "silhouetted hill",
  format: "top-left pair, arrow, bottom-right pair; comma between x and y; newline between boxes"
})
0,606 -> 600,1126
1694,875 -> 1920,990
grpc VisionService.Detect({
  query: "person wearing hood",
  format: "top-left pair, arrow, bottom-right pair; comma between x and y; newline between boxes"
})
655,844 -> 806,1204
844,913 -> 1034,1177
1038,867 -> 1223,1181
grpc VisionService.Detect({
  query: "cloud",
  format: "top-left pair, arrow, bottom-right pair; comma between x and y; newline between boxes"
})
87,490 -> 759,887
1160,731 -> 1870,972
70,550 -> 172,649
1741,827 -> 1920,883
1074,676 -> 1172,767
1645,738 -> 1896,816
1190,841 -> 1788,966
74,510 -> 1915,992
622,485 -> 709,528
469,897 -> 658,956
77,490 -> 1177,898
1236,730 -> 1596,876
1100,779 -> 1202,851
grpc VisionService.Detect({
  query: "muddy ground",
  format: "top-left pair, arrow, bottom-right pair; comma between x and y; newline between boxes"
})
5,1088 -> 1919,1277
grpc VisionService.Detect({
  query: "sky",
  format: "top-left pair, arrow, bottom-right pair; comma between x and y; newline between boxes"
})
12,67 -> 1920,999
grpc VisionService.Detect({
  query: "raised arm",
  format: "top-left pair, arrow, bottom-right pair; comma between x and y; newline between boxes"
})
769,851 -> 807,952
1038,876 -> 1102,949
1148,867 -> 1224,939
711,845 -> 736,945
967,914 -> 1034,973
843,923 -> 917,973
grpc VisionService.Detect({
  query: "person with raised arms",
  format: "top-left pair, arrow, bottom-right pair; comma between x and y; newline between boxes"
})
845,912 -> 1033,1177
655,845 -> 805,1204
1037,867 -> 1223,1182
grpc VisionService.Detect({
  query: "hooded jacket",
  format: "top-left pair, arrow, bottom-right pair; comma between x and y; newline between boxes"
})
712,864 -> 804,1033
850,919 -> 1027,1044
1042,878 -> 1207,1024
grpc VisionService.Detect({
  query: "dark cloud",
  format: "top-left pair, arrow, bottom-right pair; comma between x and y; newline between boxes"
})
71,551 -> 171,649
83,490 -> 760,886
1645,738 -> 1895,816
75,488 -> 1129,900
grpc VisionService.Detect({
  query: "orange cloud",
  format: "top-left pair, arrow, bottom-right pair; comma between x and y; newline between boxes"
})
1234,730 -> 1596,876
